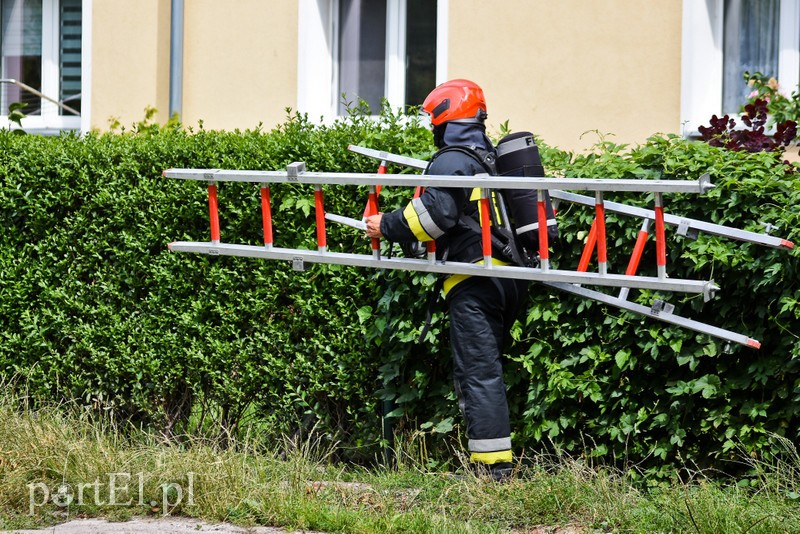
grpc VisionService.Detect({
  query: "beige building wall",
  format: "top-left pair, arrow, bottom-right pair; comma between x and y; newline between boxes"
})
90,1 -> 298,132
447,0 -> 684,152
182,1 -> 298,131
91,0 -> 171,130
90,1 -> 683,153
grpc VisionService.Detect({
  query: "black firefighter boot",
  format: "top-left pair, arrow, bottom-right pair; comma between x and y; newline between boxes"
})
471,461 -> 514,482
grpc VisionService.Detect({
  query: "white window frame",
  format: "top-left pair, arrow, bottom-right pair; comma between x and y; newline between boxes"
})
681,0 -> 800,137
0,0 -> 89,133
297,0 -> 448,122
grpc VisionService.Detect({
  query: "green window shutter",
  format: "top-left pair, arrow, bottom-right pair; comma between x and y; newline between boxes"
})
59,0 -> 81,114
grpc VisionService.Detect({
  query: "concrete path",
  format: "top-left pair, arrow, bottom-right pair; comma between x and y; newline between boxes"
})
3,517 -> 323,534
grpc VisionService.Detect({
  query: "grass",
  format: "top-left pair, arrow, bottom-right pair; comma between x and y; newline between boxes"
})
1,391 -> 799,533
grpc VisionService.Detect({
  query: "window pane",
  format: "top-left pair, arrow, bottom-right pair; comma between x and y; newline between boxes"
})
338,0 -> 386,115
405,0 -> 436,110
1,0 -> 43,116
723,0 -> 779,114
59,0 -> 81,115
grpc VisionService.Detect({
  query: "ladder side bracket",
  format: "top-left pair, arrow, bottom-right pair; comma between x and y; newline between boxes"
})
650,299 -> 676,316
286,161 -> 306,180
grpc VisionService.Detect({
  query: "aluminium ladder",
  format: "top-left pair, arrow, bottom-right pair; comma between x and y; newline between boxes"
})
163,146 -> 794,349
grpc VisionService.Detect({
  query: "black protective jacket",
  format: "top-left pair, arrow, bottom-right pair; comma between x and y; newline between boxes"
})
380,124 -> 495,264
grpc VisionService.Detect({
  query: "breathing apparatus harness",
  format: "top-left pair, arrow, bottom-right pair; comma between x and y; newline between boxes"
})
402,131 -> 550,268
412,131 -> 554,343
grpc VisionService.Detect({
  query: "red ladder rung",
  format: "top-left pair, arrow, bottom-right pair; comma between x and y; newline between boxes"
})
208,182 -> 221,243
577,218 -> 598,272
480,193 -> 492,263
314,185 -> 327,251
654,193 -> 666,278
595,192 -> 607,275
625,219 -> 650,276
261,185 -> 273,247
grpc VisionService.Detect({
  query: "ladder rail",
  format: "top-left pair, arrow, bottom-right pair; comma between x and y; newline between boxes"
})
550,190 -> 793,250
163,167 -> 713,194
166,241 -> 757,347
345,145 -> 794,250
167,241 -> 719,296
544,282 -> 760,349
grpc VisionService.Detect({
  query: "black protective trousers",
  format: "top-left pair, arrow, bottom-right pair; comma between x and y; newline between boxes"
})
446,275 -> 528,455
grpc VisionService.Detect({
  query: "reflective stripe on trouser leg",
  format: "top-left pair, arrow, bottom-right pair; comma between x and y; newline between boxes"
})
471,450 -> 513,464
469,437 -> 512,452
447,277 -> 526,460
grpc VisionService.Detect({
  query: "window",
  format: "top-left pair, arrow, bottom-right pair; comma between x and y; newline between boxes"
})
337,0 -> 387,114
403,0 -> 438,110
722,0 -> 779,113
681,0 -> 800,135
298,0 -> 444,120
59,0 -> 81,113
0,0 -> 82,131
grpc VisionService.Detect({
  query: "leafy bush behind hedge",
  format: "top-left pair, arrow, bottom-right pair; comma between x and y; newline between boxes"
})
0,110 -> 798,479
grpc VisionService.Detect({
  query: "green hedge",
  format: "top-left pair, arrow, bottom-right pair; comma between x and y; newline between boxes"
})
0,109 -> 431,453
1,109 -> 798,479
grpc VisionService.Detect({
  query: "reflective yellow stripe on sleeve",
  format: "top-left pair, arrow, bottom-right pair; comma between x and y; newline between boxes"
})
402,202 -> 434,241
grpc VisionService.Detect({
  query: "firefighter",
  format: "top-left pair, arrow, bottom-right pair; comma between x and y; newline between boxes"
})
365,79 -> 526,481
